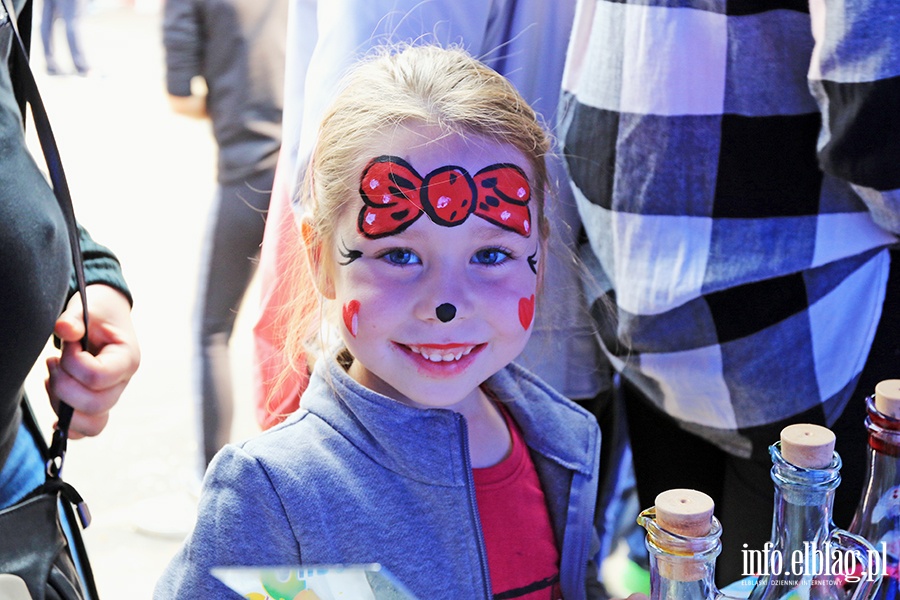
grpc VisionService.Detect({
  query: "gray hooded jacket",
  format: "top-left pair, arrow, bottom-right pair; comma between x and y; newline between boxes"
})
156,350 -> 602,599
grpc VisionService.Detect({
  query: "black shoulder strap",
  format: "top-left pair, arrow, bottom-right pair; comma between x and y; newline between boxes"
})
2,0 -> 89,474
7,0 -> 30,119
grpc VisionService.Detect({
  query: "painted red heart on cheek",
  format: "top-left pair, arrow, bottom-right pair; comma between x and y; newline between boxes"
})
518,295 -> 535,331
342,300 -> 360,338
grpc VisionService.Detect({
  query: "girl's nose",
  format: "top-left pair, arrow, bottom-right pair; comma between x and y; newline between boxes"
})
416,261 -> 473,323
435,303 -> 457,323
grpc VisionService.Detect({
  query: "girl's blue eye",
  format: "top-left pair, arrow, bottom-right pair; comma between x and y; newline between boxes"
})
381,248 -> 421,265
472,247 -> 511,266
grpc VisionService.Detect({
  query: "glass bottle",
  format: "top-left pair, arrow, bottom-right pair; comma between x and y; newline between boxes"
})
638,488 -> 743,600
849,380 -> 900,599
747,424 -> 882,600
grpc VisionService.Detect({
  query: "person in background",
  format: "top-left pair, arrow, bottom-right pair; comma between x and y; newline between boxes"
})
40,0 -> 90,75
559,0 -> 900,584
156,45 -> 603,600
2,0 -> 141,592
250,0 -> 316,430
162,0 -> 288,474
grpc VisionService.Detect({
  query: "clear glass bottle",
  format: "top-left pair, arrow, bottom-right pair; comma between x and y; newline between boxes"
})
849,380 -> 900,599
747,424 -> 882,600
638,488 -> 743,600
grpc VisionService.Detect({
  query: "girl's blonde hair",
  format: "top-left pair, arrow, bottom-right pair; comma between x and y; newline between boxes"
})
272,44 -> 552,407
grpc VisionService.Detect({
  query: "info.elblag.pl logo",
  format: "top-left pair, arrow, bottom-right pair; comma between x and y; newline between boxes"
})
742,541 -> 888,584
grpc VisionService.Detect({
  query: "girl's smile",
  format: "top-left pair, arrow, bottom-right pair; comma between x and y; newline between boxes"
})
404,342 -> 479,362
398,342 -> 484,370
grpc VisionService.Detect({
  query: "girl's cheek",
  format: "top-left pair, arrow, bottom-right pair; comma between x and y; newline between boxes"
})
336,269 -> 384,339
338,282 -> 401,340
478,276 -> 536,334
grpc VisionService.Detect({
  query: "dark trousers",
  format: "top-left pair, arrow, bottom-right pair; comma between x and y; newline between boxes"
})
40,0 -> 89,73
624,247 -> 900,585
196,171 -> 272,469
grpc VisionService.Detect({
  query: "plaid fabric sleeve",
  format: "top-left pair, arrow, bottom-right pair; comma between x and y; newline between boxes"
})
560,0 -> 898,457
807,0 -> 900,234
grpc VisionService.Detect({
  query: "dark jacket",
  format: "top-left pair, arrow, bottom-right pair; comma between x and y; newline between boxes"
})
162,0 -> 286,184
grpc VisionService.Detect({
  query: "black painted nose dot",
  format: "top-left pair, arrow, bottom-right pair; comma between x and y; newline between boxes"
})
436,303 -> 457,323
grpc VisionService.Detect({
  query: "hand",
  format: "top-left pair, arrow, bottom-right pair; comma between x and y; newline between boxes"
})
167,93 -> 208,119
46,284 -> 141,438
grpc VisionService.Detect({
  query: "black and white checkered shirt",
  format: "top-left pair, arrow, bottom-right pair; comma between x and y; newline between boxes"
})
560,0 -> 900,458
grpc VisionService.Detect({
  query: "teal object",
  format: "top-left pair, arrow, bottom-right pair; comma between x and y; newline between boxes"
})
260,570 -> 307,600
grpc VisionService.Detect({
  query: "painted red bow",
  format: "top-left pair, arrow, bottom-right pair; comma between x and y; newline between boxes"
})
358,155 -> 532,238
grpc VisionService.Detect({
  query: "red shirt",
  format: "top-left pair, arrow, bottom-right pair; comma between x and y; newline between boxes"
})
473,407 -> 562,599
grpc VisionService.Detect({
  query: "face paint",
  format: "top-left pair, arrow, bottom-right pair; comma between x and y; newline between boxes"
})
333,127 -> 539,416
527,250 -> 538,275
338,240 -> 363,266
358,156 -> 532,239
435,303 -> 457,323
518,295 -> 535,331
342,300 -> 360,338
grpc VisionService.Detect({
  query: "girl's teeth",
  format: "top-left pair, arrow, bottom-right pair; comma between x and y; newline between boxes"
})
411,345 -> 473,362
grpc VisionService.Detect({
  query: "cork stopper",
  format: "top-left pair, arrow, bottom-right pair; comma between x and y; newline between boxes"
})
875,380 -> 900,419
656,489 -> 715,538
654,489 -> 715,582
780,424 -> 835,469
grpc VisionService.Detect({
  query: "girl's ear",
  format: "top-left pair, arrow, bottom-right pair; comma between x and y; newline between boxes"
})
301,218 -> 336,300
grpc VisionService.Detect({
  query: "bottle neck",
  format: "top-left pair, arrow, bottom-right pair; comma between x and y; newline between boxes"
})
859,442 -> 900,506
760,443 -> 841,583
639,508 -> 722,600
648,561 -> 718,600
771,482 -> 835,557
865,394 -> 900,457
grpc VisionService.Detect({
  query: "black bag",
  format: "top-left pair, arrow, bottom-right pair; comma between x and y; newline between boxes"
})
0,467 -> 89,600
0,395 -> 98,600
0,0 -> 100,598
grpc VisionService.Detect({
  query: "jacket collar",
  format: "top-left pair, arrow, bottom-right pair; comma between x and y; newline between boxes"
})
297,349 -> 598,487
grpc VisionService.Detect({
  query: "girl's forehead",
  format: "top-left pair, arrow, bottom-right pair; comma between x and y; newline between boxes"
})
329,125 -> 539,243
370,125 -> 532,179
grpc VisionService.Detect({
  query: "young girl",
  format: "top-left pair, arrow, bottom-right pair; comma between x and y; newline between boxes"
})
156,45 -> 602,600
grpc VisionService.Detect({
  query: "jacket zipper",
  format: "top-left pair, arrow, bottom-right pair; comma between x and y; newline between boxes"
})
562,434 -> 601,600
457,414 -> 494,599
564,469 -> 593,599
